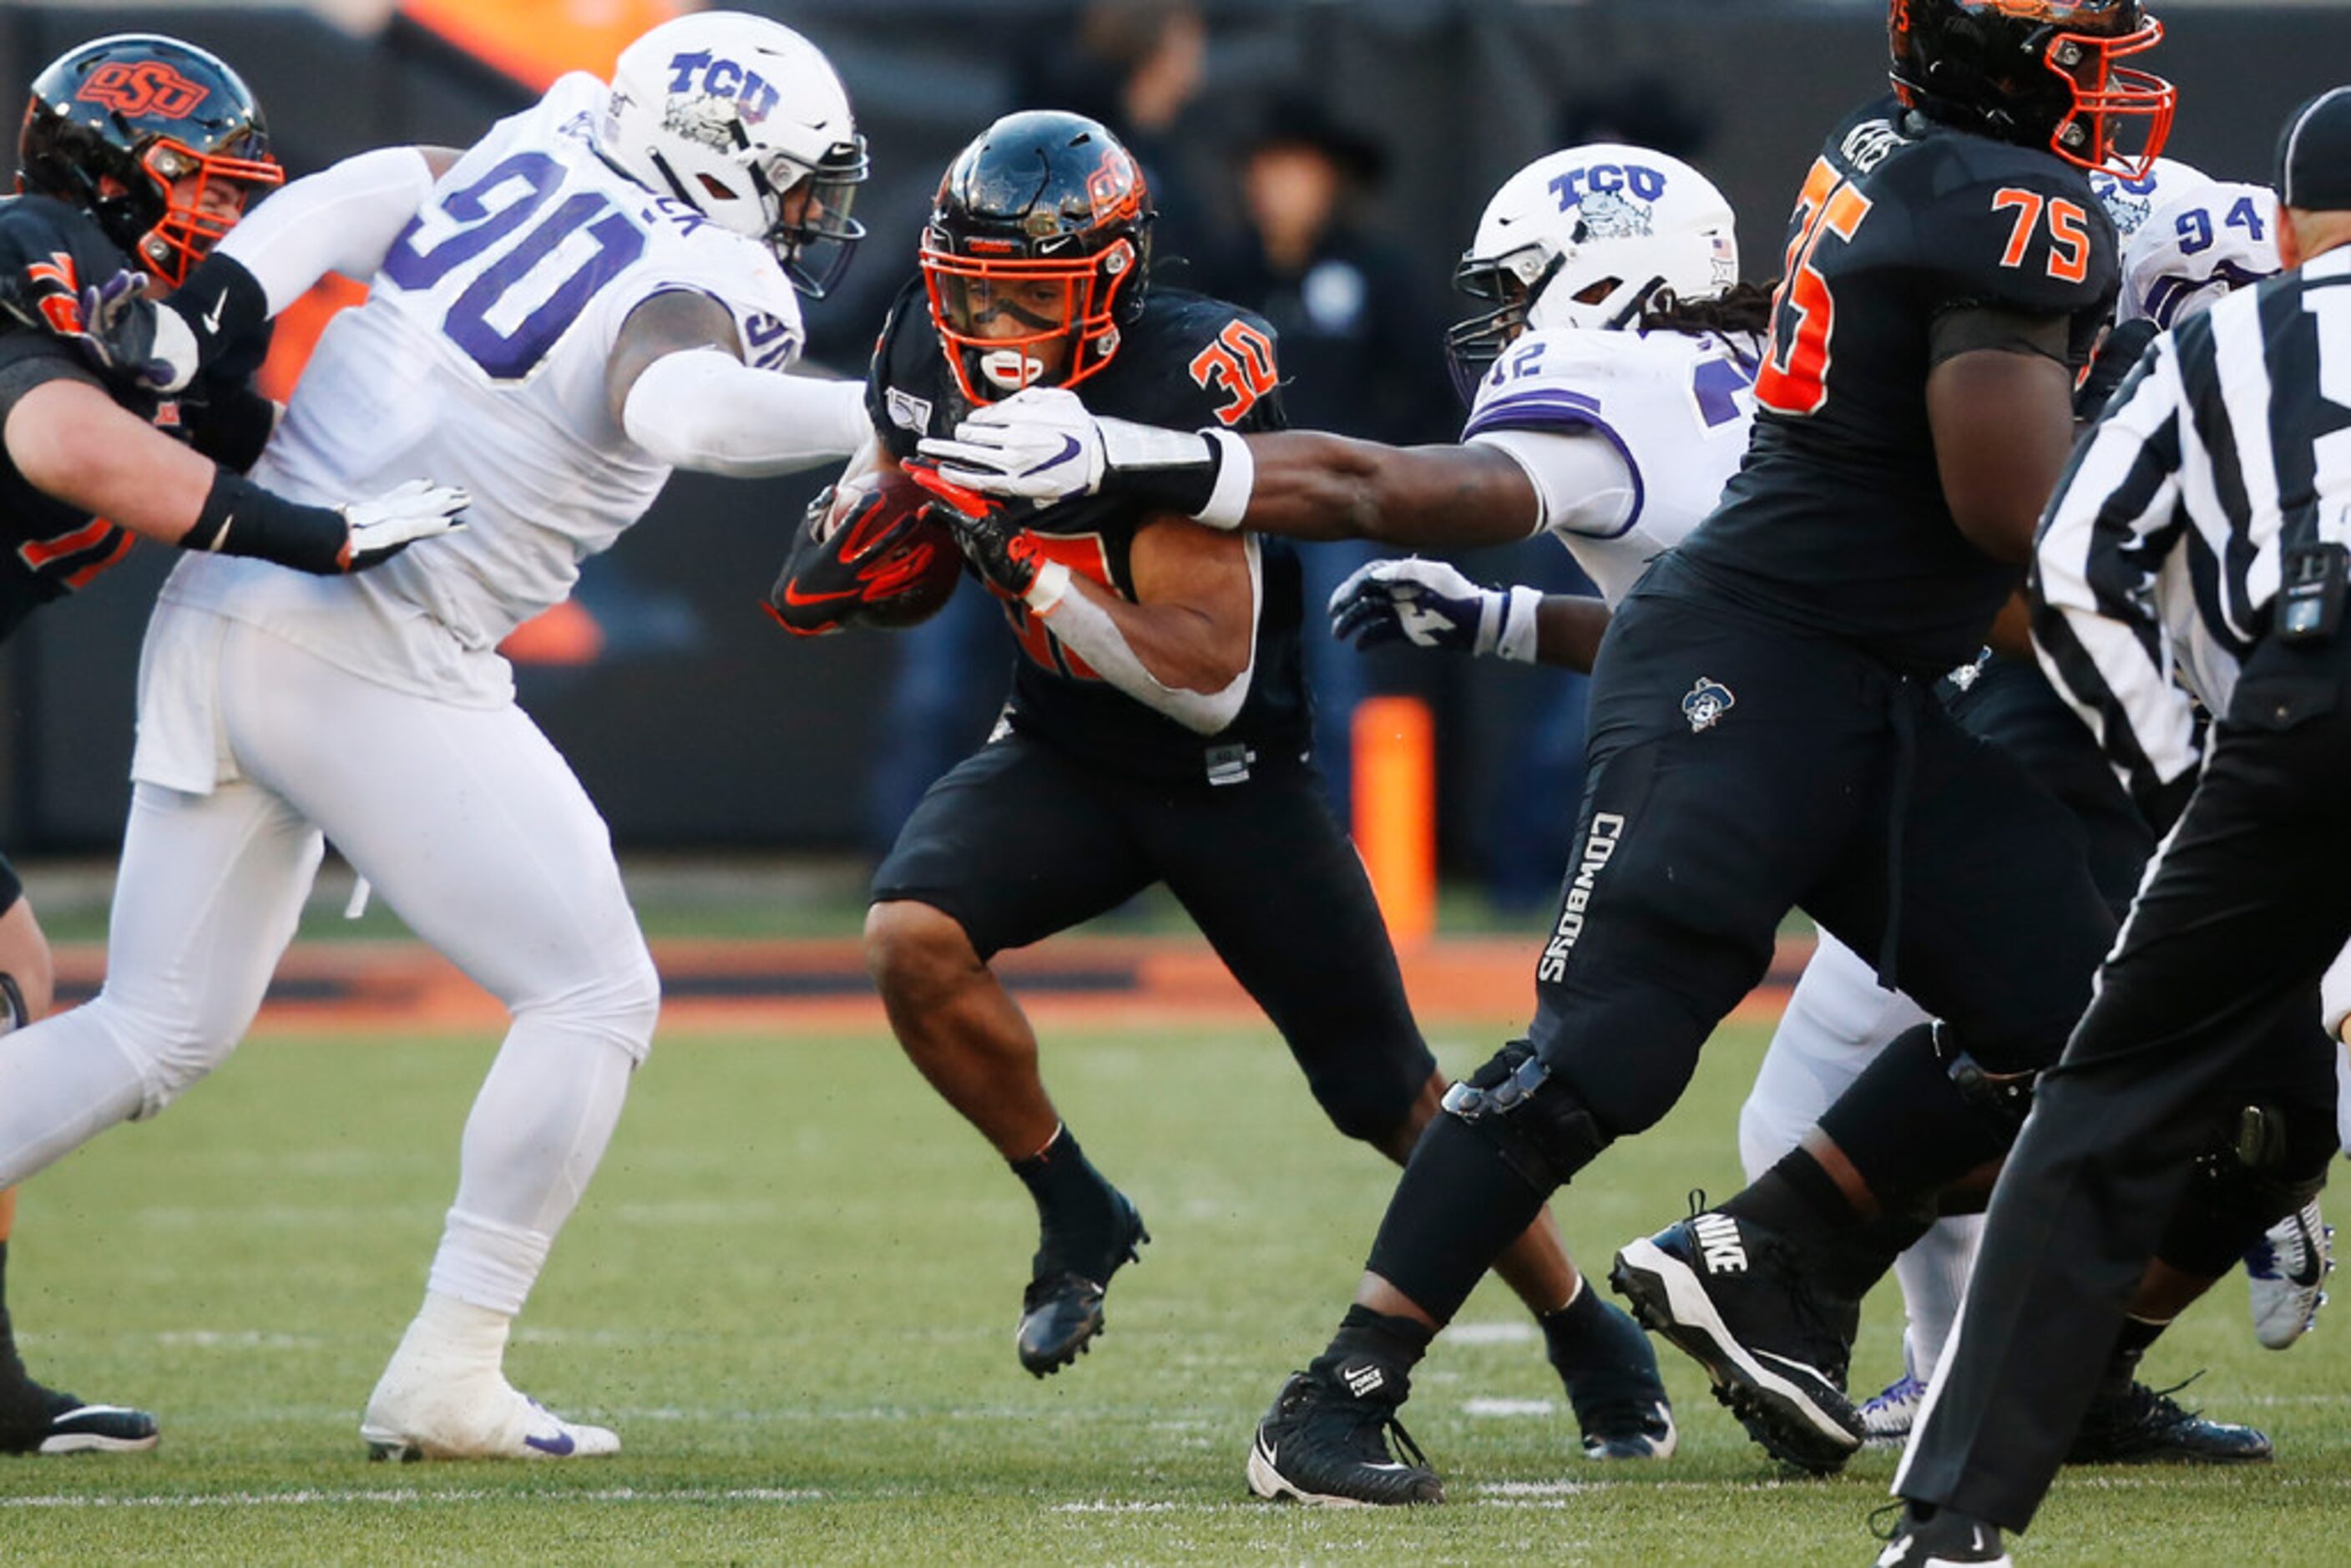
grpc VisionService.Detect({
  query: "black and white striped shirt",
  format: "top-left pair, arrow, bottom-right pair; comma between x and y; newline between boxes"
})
2032,244 -> 2351,818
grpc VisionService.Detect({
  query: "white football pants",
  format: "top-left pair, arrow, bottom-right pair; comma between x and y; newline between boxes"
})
1739,928 -> 1982,1387
0,609 -> 659,1314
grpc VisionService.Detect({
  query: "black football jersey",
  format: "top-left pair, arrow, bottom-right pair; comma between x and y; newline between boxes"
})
0,195 -> 159,643
867,276 -> 1307,781
1673,99 -> 2120,674
0,195 -> 268,644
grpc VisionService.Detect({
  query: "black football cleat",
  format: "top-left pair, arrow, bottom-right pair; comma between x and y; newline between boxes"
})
1552,1292 -> 1677,1460
1246,1363 -> 1443,1506
0,1379 -> 158,1455
1015,1189 -> 1148,1377
1612,1205 -> 1863,1474
1873,1503 -> 2012,1566
2065,1378 -> 2273,1464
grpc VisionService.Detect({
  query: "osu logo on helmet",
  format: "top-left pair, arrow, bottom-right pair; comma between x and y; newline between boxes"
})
75,61 -> 210,119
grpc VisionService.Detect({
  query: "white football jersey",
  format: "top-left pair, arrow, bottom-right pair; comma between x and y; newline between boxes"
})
1462,326 -> 1757,605
159,72 -> 808,701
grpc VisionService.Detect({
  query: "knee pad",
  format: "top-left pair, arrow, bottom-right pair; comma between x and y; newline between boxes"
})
1440,1039 -> 1612,1189
2164,1101 -> 2334,1277
1934,1023 -> 2038,1141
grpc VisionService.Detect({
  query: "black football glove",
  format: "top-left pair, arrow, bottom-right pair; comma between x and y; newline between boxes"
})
766,480 -> 953,635
902,460 -> 1053,601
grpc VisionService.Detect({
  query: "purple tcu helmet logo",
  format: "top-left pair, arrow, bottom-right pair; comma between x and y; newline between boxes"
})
665,50 -> 780,127
1681,676 -> 1735,732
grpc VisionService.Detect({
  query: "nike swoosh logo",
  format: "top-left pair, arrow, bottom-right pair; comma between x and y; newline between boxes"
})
780,580 -> 857,607
2287,1219 -> 2328,1288
202,296 -> 228,335
523,1430 -> 576,1456
1020,436 -> 1083,478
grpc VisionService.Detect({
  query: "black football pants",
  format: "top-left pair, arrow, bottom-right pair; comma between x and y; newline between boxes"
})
1899,634 -> 2351,1531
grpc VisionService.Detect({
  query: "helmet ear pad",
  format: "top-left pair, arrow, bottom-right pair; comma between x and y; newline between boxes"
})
18,32 -> 281,285
918,109 -> 1156,406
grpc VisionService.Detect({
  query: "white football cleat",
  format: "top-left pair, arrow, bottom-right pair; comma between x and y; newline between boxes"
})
2246,1198 -> 2332,1351
360,1355 -> 618,1461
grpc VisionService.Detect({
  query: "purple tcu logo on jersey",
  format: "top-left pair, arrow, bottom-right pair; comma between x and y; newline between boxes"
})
664,50 -> 780,139
1681,676 -> 1735,732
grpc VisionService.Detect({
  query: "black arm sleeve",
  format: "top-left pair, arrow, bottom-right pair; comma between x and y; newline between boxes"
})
1928,305 -> 2075,369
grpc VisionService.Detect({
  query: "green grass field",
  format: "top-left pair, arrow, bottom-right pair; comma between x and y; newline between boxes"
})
0,1013 -> 2340,1564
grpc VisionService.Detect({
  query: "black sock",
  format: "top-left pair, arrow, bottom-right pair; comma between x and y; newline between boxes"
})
1818,1022 -> 2012,1207
1363,1110 -> 1555,1325
1009,1125 -> 1118,1272
1313,1302 -> 1434,1394
2097,1314 -> 2167,1398
1541,1279 -> 1645,1376
0,1240 -> 28,1395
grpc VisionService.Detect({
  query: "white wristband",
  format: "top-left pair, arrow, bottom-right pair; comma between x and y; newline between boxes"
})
1196,427 -> 1256,531
1025,559 -> 1072,615
1494,585 -> 1544,664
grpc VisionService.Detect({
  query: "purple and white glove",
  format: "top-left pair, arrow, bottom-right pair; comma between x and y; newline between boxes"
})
1328,557 -> 1542,662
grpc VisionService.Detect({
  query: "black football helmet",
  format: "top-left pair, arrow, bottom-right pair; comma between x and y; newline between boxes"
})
18,33 -> 282,286
920,109 -> 1154,404
1889,1 -> 2174,177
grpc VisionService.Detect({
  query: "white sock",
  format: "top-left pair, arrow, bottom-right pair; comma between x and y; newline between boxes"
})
392,1288 -> 513,1381
1896,1214 -> 1984,1385
425,1026 -> 635,1314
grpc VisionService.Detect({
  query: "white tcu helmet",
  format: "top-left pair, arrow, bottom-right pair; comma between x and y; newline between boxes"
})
601,11 -> 867,296
2089,156 -> 2213,243
2119,181 -> 2283,329
1444,143 -> 1737,399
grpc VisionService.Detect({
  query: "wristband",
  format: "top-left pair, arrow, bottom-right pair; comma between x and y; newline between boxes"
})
1025,559 -> 1072,615
1494,585 -> 1544,664
1194,428 -> 1255,531
184,468 -> 351,574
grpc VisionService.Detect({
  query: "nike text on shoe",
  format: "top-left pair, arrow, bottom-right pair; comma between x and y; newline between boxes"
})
360,1361 -> 618,1461
2245,1198 -> 2331,1351
1016,1190 -> 1148,1377
2065,1378 -> 2272,1464
1860,1373 -> 1926,1448
1246,1366 -> 1443,1506
0,1381 -> 159,1455
1611,1209 -> 1863,1474
1873,1503 -> 2013,1566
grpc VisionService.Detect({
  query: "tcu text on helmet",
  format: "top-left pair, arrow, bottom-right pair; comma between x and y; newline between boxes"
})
663,50 -> 778,126
1550,162 -> 1669,209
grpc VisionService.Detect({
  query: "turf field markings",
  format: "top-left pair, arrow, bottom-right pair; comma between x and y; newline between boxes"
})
0,1487 -> 827,1510
1448,1322 -> 1539,1347
1464,1398 -> 1556,1418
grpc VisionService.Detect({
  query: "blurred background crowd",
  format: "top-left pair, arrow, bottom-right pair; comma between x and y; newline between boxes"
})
0,0 -> 2337,915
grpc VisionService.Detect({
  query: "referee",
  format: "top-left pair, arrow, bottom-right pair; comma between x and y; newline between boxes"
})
1877,89 -> 2351,1567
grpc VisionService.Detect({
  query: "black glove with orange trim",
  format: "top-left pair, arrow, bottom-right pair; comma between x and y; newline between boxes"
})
765,469 -> 963,636
902,459 -> 1059,605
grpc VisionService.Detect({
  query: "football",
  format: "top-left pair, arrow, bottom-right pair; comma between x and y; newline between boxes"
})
818,467 -> 964,630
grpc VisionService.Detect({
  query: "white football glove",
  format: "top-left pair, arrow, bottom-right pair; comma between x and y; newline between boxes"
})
917,385 -> 1108,504
339,479 -> 470,571
1327,558 -> 1542,662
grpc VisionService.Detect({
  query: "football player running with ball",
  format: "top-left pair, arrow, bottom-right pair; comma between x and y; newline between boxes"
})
913,139 -> 1752,1497
923,0 -> 2188,1506
807,109 -> 1672,1464
0,33 -> 473,1454
0,12 -> 873,1459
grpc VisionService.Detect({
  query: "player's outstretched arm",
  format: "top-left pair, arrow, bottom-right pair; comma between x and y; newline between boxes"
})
917,385 -> 1545,546
4,377 -> 464,573
609,291 -> 867,478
